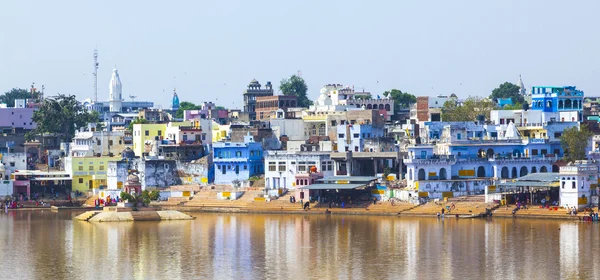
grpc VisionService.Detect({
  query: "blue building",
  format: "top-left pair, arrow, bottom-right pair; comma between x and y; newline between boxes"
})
530,86 -> 584,117
497,98 -> 513,107
213,134 -> 263,184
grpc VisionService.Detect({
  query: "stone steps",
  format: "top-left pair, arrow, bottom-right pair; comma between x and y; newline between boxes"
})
75,211 -> 101,221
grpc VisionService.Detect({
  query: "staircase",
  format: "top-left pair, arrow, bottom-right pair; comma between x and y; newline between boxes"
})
75,211 -> 101,221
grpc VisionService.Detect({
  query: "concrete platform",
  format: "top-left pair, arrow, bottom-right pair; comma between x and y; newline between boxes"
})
75,210 -> 195,222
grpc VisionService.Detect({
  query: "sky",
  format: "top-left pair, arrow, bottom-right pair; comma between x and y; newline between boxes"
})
1,0 -> 599,109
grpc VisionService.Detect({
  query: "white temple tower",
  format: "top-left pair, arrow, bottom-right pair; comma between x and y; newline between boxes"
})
109,68 -> 123,112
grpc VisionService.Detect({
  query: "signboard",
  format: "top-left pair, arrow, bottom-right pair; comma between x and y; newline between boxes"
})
182,191 -> 191,197
442,192 -> 454,198
488,185 -> 496,192
578,197 -> 588,205
458,170 -> 475,177
418,191 -> 429,197
336,180 -> 349,184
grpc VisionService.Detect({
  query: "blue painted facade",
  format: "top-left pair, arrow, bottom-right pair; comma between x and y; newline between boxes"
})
497,98 -> 513,107
530,86 -> 584,116
213,135 -> 264,184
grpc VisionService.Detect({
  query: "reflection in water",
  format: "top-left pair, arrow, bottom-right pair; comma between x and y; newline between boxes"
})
1,211 -> 600,279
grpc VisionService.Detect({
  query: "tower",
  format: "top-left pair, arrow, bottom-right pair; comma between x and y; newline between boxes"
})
517,74 -> 526,96
109,68 -> 123,112
172,88 -> 180,111
93,49 -> 99,102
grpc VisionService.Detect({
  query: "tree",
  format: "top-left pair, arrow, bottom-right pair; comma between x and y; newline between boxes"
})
175,101 -> 201,119
441,97 -> 495,122
26,94 -> 99,142
127,118 -> 149,131
382,89 -> 416,111
0,88 -> 40,107
280,75 -> 312,107
490,82 -> 524,105
561,124 -> 593,162
354,93 -> 373,100
500,103 -> 523,110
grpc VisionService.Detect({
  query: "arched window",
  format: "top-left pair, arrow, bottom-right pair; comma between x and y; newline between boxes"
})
439,168 -> 447,180
487,148 -> 494,159
512,167 -> 518,178
385,104 -> 391,111
418,168 -> 426,180
367,104 -> 373,109
558,100 -> 564,109
501,167 -> 509,178
531,166 -> 537,173
378,104 -> 384,110
540,166 -> 548,173
520,166 -> 528,177
477,166 -> 485,178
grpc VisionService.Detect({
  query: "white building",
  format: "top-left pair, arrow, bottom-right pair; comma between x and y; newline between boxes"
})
0,163 -> 12,196
559,163 -> 597,209
0,152 -> 27,179
70,128 -> 129,157
264,151 -> 334,189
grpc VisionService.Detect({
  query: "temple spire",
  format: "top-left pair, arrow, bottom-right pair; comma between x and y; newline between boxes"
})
517,74 -> 526,96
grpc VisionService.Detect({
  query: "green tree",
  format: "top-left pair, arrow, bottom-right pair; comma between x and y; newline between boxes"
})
280,75 -> 312,108
490,82 -> 524,104
441,97 -> 495,122
26,94 -> 99,142
500,103 -> 523,110
127,118 -> 150,131
382,89 -> 416,111
0,88 -> 40,107
354,93 -> 373,100
561,124 -> 593,162
175,101 -> 201,119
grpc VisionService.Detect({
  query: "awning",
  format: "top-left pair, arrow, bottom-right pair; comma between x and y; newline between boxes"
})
29,177 -> 72,181
316,176 -> 377,183
498,181 -> 559,187
299,183 -> 365,190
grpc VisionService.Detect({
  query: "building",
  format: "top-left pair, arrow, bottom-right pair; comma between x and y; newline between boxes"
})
70,128 -> 129,157
264,151 -> 334,190
410,95 -> 449,122
138,109 -> 172,123
336,124 -> 386,153
213,135 -> 263,184
530,86 -> 584,120
0,106 -> 35,130
0,163 -> 13,196
255,95 -> 297,120
132,123 -> 168,157
0,152 -> 28,179
64,156 -> 116,192
243,79 -> 274,121
559,162 -> 597,209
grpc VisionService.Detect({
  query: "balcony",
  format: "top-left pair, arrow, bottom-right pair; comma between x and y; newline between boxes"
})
70,144 -> 92,151
404,155 -> 457,164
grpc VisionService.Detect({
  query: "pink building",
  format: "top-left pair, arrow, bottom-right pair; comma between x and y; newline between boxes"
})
294,172 -> 324,202
0,108 -> 35,129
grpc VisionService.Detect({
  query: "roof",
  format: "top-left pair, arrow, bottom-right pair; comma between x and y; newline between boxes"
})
316,176 -> 377,183
30,177 -> 72,181
299,183 -> 365,190
497,172 -> 560,188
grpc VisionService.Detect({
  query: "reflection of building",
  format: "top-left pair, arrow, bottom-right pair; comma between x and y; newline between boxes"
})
213,135 -> 263,184
243,79 -> 274,121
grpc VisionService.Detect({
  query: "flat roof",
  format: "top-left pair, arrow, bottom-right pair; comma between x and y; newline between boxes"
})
317,176 -> 377,183
30,177 -> 72,181
299,183 -> 365,190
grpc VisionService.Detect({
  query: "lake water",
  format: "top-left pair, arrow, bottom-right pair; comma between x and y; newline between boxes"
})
0,210 -> 598,279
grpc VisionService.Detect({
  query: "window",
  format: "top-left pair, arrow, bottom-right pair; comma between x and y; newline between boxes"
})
338,134 -> 344,138
97,140 -> 101,145
531,149 -> 538,156
236,151 -> 242,157
554,132 -> 562,138
78,166 -> 83,171
457,133 -> 462,140
99,166 -> 104,171
331,120 -> 337,126
145,130 -> 149,136
572,182 -> 576,189
353,133 -> 359,138
89,166 -> 94,171
321,162 -> 327,171
278,162 -> 286,172
298,165 -> 306,172
158,130 -> 162,136
553,149 -> 560,155
268,162 -> 276,171
327,161 -> 333,171
250,151 -> 254,157
244,165 -> 247,170
119,140 -> 122,145
78,178 -> 83,184
541,149 -> 548,155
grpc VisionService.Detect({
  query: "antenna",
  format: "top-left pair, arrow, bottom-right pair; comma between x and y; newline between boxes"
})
93,49 -> 99,102
129,95 -> 137,102
41,85 -> 45,101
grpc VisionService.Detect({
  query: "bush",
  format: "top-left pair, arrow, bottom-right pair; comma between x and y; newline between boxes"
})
149,190 -> 160,201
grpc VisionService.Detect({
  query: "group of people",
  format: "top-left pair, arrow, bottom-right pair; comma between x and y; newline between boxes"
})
1,201 -> 20,211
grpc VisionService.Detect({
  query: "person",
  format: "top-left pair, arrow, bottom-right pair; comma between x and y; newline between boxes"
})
373,197 -> 377,205
325,209 -> 331,214
289,196 -> 293,203
303,201 -> 310,211
441,208 -> 445,215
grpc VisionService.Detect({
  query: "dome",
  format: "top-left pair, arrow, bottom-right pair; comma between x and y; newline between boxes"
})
127,173 -> 140,183
249,79 -> 260,86
320,87 -> 328,95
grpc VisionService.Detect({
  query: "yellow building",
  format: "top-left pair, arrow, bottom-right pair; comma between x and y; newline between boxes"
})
132,122 -> 193,156
65,156 -> 118,192
212,121 -> 229,142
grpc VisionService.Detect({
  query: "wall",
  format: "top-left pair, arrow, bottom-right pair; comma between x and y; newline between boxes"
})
0,152 -> 27,179
0,108 -> 35,129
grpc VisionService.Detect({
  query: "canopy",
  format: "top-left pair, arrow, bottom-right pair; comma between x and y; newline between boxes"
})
316,176 -> 377,184
299,183 -> 365,190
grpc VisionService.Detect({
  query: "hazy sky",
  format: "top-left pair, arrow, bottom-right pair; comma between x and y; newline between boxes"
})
1,0 -> 599,109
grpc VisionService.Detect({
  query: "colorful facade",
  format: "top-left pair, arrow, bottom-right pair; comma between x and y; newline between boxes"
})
64,156 -> 117,192
213,135 -> 263,184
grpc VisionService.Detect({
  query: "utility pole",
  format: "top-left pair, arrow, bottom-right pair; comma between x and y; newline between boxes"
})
93,49 -> 99,102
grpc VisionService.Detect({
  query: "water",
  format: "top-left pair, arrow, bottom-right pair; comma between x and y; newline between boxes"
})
0,211 -> 598,279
